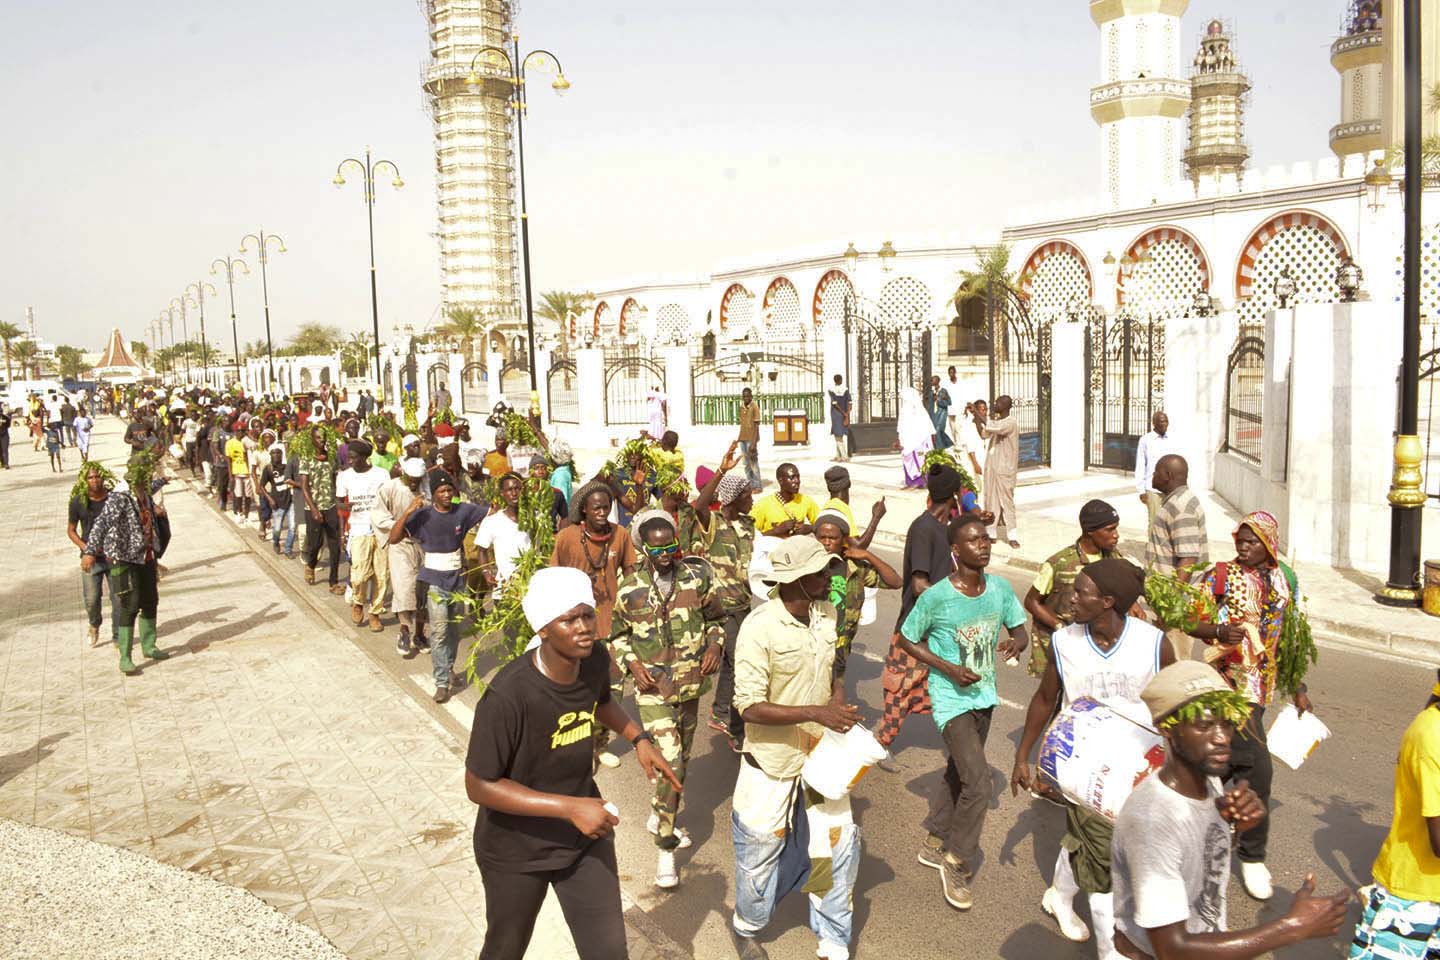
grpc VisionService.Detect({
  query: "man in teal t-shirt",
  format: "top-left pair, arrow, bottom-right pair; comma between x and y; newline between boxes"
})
898,513 -> 1029,914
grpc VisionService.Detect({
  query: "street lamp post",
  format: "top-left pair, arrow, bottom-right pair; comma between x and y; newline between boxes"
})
184,280 -> 218,379
1379,0 -> 1427,606
466,36 -> 570,416
333,149 -> 402,394
211,255 -> 251,387
169,294 -> 196,381
236,233 -> 283,389
158,307 -> 177,379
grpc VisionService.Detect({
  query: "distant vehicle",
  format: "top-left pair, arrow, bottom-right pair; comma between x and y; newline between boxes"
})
4,380 -> 72,412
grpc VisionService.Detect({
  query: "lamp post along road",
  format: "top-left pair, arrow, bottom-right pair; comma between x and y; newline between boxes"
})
333,149 -> 402,394
184,280 -> 218,380
212,254 -> 251,387
157,307 -> 177,379
238,233 -> 284,390
466,36 -> 570,416
169,294 -> 196,380
1379,0 -> 1427,606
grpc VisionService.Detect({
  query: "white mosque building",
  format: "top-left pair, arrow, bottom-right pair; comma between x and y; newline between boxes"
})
536,0 -> 1437,575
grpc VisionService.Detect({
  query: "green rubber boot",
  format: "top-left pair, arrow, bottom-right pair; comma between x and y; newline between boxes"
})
116,627 -> 138,675
138,616 -> 169,661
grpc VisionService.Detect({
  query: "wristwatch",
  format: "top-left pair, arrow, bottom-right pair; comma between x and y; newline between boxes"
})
631,731 -> 654,747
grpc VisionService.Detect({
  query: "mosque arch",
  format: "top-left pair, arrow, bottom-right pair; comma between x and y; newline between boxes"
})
1232,210 -> 1350,325
812,270 -> 853,330
1018,239 -> 1094,321
1117,225 -> 1213,315
719,283 -> 755,337
762,277 -> 804,340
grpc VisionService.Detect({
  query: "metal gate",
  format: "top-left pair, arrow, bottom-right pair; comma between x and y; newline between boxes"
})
690,339 -> 823,425
604,350 -> 667,427
1084,311 -> 1165,470
987,285 -> 1052,469
547,359 -> 578,424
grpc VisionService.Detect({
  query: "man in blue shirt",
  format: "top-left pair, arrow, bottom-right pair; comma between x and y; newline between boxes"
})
899,513 -> 1029,913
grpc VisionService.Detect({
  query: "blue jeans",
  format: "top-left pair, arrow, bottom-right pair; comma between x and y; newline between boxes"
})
271,502 -> 297,553
81,567 -> 116,637
732,808 -> 860,957
426,587 -> 463,687
738,440 -> 761,490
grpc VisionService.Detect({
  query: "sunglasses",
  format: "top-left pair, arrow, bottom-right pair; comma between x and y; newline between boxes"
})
643,539 -> 680,558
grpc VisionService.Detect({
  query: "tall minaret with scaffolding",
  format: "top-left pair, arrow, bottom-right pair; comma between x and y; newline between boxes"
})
1183,19 -> 1251,188
420,0 -> 520,327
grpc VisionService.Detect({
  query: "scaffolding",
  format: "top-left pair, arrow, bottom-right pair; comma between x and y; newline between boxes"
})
419,0 -> 521,329
1184,19 -> 1252,187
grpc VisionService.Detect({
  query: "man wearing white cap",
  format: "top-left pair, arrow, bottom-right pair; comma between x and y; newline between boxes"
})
465,566 -> 680,960
372,458 -> 431,657
730,536 -> 863,960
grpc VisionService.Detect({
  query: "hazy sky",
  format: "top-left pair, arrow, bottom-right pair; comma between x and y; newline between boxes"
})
1,1 -> 1340,352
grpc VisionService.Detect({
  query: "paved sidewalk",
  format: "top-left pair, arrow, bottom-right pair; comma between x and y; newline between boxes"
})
0,419 -> 589,958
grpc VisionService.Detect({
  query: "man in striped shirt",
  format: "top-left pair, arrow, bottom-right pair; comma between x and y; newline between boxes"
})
1145,454 -> 1208,660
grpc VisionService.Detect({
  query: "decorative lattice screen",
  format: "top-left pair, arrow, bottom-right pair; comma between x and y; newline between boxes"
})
764,278 -> 804,340
655,304 -> 689,344
594,302 -> 616,340
814,271 -> 854,331
721,285 -> 755,339
877,276 -> 933,327
1120,231 -> 1209,318
1024,246 -> 1093,323
1235,218 -> 1345,325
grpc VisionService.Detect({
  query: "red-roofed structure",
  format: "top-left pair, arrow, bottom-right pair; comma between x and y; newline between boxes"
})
94,327 -> 144,381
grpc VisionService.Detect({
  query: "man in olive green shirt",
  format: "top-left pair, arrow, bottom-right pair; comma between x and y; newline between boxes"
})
737,387 -> 763,492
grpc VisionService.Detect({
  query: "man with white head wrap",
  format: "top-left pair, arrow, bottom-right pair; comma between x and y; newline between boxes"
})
372,458 -> 432,658
465,567 -> 680,960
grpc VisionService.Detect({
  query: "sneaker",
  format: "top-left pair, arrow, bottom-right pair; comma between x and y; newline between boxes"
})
87,626 -> 100,648
413,633 -> 430,652
874,756 -> 901,774
940,855 -> 973,911
596,750 -> 622,769
647,813 -> 693,849
1241,861 -> 1273,901
1041,886 -> 1091,942
272,540 -> 280,555
917,833 -> 945,870
433,683 -> 450,704
731,931 -> 769,960
396,629 -> 411,655
448,671 -> 467,691
655,849 -> 679,889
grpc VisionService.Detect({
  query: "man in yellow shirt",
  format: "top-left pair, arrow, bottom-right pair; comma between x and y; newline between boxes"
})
1350,673 -> 1440,958
225,429 -> 255,522
749,462 -> 818,537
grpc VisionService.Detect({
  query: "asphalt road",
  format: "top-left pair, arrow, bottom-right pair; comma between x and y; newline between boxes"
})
208,485 -> 1417,960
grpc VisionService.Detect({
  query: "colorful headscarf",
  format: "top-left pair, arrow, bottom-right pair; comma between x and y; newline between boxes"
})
1233,510 -> 1280,565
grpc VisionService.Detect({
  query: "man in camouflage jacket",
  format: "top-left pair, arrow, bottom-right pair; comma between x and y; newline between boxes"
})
610,509 -> 723,890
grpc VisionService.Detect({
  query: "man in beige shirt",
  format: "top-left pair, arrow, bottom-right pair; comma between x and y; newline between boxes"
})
737,387 -> 763,493
730,538 -> 862,960
980,395 -> 1021,547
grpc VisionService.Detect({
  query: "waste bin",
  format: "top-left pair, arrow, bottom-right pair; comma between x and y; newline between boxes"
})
772,409 -> 808,446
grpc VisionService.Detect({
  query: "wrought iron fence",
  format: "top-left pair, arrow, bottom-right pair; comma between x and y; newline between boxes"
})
988,285 -> 1052,469
1418,326 -> 1439,500
547,359 -> 578,424
603,348 -> 666,427
1084,311 -> 1164,470
1223,335 -> 1265,464
690,339 -> 824,425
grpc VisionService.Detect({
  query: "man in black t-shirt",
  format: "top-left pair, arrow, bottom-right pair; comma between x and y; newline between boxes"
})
464,566 -> 679,960
68,462 -> 113,647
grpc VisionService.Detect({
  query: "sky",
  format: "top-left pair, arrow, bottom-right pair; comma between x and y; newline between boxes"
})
0,1 -> 1341,353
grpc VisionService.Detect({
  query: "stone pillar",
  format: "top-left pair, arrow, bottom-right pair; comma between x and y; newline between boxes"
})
535,348 -> 553,425
486,348 -> 507,410
662,346 -> 693,434
1261,309 -> 1294,485
1050,322 -> 1085,475
447,351 -> 464,411
576,347 -> 605,436
1163,309 -> 1238,493
1282,301 -> 1401,572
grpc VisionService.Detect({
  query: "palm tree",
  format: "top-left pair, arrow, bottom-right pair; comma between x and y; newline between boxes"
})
0,321 -> 20,383
55,345 -> 89,381
288,323 -> 342,355
12,340 -> 38,380
131,340 -> 151,370
950,244 -> 1032,354
437,305 -> 486,383
340,330 -> 373,378
536,290 -> 593,341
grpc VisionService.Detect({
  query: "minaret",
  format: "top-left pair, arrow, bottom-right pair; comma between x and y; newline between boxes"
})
1184,19 -> 1251,187
1332,0 -> 1385,156
421,0 -> 520,324
1090,0 -> 1193,209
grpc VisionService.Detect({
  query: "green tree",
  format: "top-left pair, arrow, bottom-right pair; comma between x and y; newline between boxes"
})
0,321 -> 20,382
340,330 -> 373,378
130,340 -> 151,370
12,340 -> 38,380
437,304 -> 485,372
55,345 -> 89,381
285,323 -> 342,356
536,290 -> 593,340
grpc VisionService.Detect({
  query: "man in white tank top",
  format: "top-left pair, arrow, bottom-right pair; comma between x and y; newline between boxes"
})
1011,559 -> 1175,960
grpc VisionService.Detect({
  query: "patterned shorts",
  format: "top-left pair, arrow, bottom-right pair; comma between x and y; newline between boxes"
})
1349,884 -> 1440,959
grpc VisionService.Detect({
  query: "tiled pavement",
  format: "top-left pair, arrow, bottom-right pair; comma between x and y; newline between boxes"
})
0,419 -> 589,958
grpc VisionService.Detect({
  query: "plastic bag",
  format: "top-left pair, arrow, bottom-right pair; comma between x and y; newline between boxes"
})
1265,704 -> 1330,770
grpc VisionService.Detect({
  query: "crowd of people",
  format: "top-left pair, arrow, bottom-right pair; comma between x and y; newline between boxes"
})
40,380 -> 1438,960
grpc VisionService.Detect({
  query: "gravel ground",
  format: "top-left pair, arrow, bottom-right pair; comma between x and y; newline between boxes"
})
0,819 -> 348,960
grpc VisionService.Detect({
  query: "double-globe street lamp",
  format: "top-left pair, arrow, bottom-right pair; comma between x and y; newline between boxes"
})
237,232 -> 286,390
158,305 -> 183,378
466,35 -> 570,416
212,254 -> 251,387
168,294 -> 197,380
184,280 -> 217,381
332,149 -> 402,391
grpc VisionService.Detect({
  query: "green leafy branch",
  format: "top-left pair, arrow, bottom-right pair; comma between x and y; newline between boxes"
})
922,448 -> 978,497
1143,566 -> 1218,633
1158,689 -> 1253,732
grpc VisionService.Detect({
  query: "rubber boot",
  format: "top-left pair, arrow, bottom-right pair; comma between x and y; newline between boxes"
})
138,616 -> 169,660
116,627 -> 138,675
1089,891 -> 1119,960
